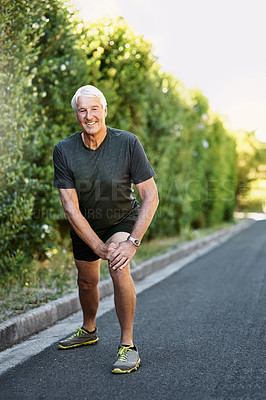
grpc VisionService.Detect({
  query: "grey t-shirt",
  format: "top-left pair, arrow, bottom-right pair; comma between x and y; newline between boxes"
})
53,126 -> 155,233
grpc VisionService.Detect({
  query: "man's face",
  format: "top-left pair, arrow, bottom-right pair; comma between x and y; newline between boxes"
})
76,96 -> 107,136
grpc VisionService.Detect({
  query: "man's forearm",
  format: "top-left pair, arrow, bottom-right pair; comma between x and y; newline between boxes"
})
130,194 -> 159,241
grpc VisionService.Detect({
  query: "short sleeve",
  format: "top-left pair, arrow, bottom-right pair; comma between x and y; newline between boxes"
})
53,144 -> 75,188
130,137 -> 155,184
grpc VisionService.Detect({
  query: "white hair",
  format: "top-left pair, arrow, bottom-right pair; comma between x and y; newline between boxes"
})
71,85 -> 107,113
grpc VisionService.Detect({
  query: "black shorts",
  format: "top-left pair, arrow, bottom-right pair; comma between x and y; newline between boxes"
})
71,221 -> 135,262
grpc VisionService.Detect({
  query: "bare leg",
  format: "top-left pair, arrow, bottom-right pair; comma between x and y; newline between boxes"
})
75,259 -> 101,332
106,232 -> 136,346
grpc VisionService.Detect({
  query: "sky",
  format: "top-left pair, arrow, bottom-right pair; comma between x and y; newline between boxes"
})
73,0 -> 266,142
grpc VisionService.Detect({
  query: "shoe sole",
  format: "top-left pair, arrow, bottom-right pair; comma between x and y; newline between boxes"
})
112,358 -> 141,374
58,337 -> 98,350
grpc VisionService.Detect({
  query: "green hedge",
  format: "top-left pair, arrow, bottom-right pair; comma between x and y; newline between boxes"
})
0,0 -> 49,277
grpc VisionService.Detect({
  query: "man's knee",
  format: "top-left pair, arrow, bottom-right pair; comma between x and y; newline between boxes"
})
75,259 -> 100,290
109,264 -> 131,283
77,275 -> 99,290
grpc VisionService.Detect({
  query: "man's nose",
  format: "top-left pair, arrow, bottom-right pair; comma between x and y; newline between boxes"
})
85,109 -> 92,119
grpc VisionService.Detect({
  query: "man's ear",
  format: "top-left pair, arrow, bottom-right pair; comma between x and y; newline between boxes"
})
104,106 -> 108,117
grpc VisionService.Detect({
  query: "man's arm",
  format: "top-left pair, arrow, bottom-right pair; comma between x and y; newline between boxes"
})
109,177 -> 159,270
58,188 -> 117,259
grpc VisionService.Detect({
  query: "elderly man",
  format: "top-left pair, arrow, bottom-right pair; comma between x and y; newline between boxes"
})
53,85 -> 158,373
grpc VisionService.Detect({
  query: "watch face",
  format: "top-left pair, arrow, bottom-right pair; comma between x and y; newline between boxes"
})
128,236 -> 140,247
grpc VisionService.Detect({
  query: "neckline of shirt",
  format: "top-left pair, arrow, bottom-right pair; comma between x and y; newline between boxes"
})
79,127 -> 110,151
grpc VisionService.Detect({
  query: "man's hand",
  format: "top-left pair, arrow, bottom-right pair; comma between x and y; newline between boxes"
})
95,242 -> 118,260
108,240 -> 137,271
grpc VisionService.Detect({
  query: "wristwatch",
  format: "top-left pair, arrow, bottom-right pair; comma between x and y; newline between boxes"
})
127,235 -> 141,247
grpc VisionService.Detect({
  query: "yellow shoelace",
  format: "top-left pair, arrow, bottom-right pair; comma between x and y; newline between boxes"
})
69,328 -> 85,339
117,346 -> 133,362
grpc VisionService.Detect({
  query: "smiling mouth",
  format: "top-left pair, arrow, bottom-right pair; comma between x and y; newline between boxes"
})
86,122 -> 96,126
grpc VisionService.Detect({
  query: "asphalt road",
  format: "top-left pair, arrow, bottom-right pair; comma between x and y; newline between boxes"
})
1,221 -> 265,400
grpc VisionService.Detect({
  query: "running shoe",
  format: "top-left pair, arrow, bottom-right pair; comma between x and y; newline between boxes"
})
112,345 -> 141,374
58,327 -> 98,349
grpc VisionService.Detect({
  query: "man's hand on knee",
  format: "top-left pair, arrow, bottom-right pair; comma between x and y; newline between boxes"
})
108,241 -> 136,271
